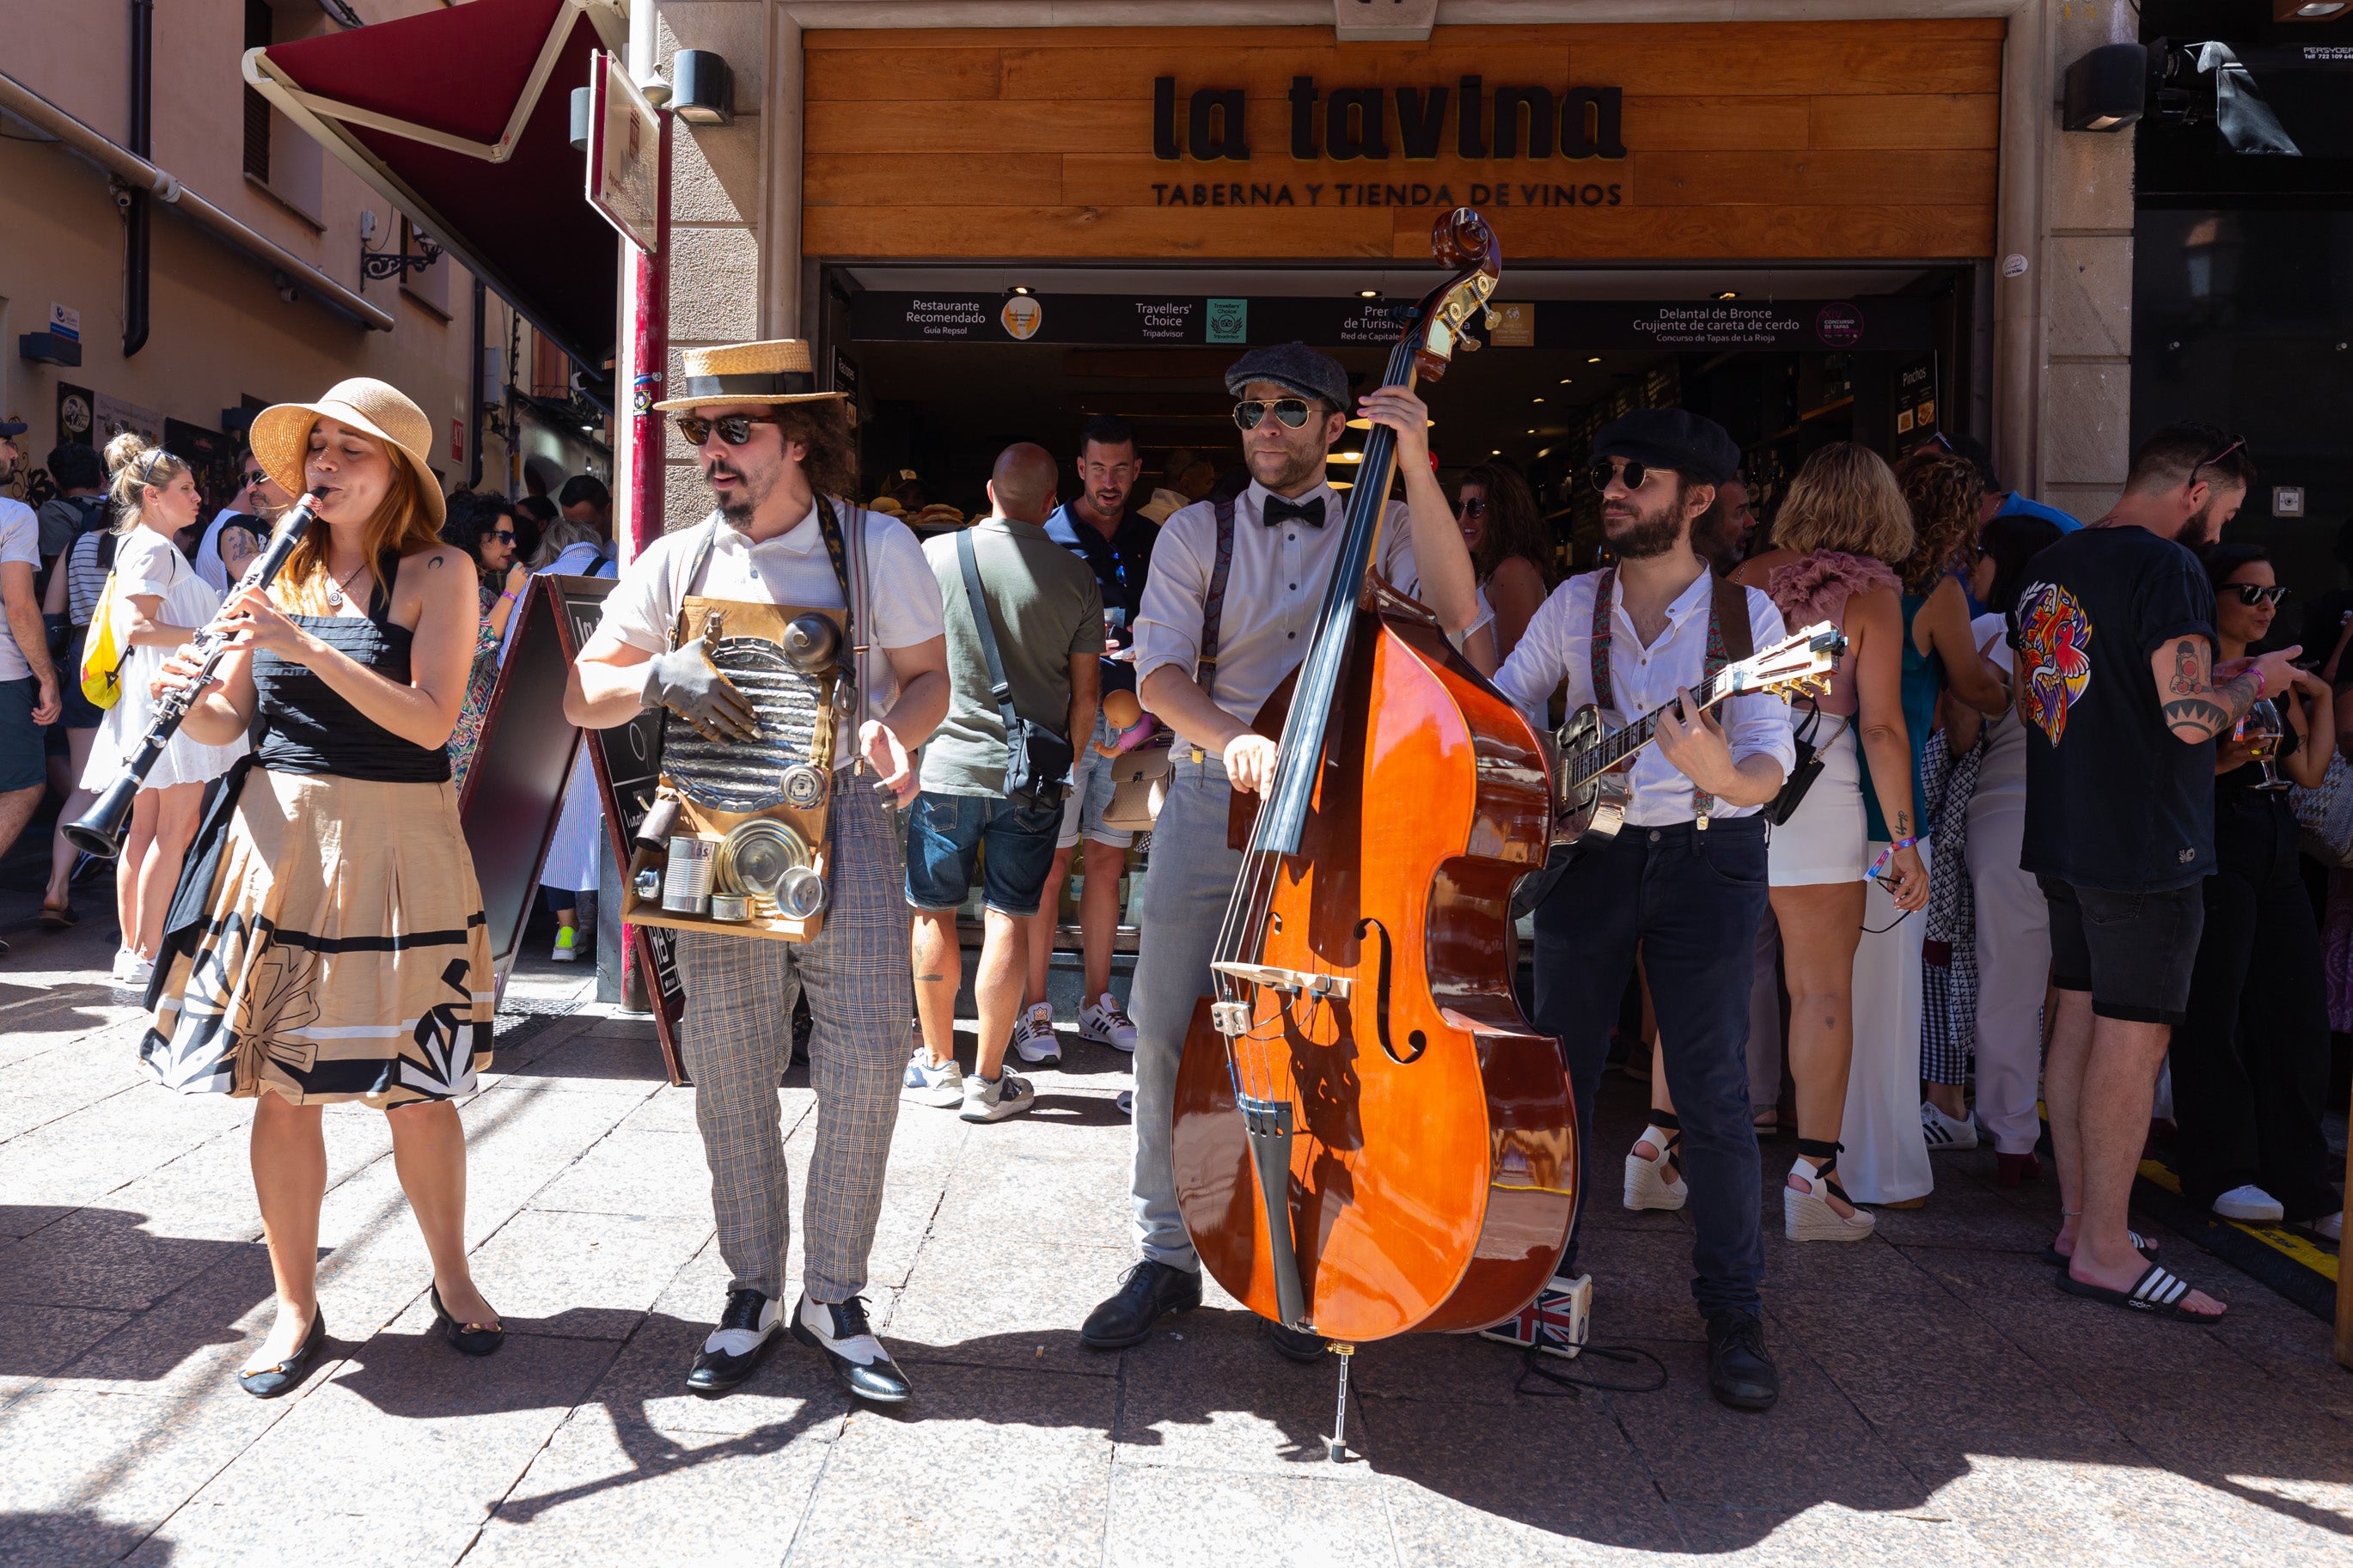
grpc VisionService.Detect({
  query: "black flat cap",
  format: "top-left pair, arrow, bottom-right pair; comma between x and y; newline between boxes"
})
1593,408 -> 1741,486
1224,342 -> 1351,412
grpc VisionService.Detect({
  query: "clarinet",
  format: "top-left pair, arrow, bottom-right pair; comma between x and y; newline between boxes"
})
65,488 -> 326,858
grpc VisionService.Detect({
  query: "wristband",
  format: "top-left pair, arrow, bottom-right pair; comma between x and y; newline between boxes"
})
2252,667 -> 2266,699
1866,835 -> 1918,883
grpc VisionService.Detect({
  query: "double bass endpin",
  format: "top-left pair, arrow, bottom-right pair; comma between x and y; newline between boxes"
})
1329,1342 -> 1356,1464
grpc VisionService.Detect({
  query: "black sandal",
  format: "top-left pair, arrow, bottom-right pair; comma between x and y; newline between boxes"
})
2055,1261 -> 2222,1322
431,1284 -> 506,1357
2044,1229 -> 2157,1269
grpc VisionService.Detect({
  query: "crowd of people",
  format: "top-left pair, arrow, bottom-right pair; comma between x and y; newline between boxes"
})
1,334 -> 2341,1416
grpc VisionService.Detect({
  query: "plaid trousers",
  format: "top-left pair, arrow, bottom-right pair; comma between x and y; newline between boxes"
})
676,784 -> 910,1304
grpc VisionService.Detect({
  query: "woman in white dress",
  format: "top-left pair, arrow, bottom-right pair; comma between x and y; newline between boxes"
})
529,514 -> 614,960
82,435 -> 248,983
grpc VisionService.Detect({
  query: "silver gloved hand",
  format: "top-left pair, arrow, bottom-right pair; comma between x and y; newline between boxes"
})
645,638 -> 761,742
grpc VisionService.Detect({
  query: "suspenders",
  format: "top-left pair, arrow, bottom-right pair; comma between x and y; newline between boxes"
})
1587,567 -> 1756,825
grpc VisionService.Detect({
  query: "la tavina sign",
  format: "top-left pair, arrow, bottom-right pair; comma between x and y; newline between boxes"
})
1149,75 -> 1626,210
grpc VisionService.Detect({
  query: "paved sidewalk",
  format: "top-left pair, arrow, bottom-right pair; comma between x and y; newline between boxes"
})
3,915 -> 2350,1566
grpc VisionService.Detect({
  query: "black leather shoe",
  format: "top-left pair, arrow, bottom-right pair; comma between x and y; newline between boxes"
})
1080,1260 -> 1202,1350
431,1284 -> 505,1357
791,1293 -> 912,1404
1705,1309 -> 1780,1412
237,1308 -> 326,1399
687,1289 -> 782,1395
1261,1318 -> 1326,1364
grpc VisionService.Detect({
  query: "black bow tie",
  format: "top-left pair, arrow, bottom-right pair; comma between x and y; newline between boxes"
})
1262,494 -> 1327,529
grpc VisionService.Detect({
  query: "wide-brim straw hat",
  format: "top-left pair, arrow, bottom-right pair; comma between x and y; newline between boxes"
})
654,339 -> 849,413
248,376 -> 446,528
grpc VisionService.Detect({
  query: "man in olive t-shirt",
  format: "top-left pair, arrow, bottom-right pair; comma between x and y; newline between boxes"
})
905,444 -> 1103,1124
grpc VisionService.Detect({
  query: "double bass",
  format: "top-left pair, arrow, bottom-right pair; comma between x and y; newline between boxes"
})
1169,210 -> 1575,1453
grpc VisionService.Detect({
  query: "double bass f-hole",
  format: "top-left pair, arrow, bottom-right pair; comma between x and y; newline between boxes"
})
1353,918 -> 1428,1066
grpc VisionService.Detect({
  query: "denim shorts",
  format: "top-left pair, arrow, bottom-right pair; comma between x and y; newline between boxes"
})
0,678 -> 46,791
2038,876 -> 2205,1026
1059,711 -> 1135,851
905,790 -> 1065,916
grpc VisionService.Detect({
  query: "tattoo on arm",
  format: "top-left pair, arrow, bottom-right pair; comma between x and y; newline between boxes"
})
2170,638 -> 2203,695
2163,695 -> 2239,741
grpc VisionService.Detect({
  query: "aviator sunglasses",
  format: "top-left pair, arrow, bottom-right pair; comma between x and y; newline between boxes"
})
672,411 -> 791,447
2229,583 -> 2288,607
1233,398 -> 1315,432
1586,456 -> 1654,494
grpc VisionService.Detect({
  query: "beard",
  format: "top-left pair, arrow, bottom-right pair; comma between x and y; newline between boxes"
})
2178,499 -> 2222,549
1245,440 -> 1325,497
706,456 -> 775,529
1604,492 -> 1684,561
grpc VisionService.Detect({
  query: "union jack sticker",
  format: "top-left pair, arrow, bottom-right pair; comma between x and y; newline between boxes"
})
1478,1273 -> 1591,1360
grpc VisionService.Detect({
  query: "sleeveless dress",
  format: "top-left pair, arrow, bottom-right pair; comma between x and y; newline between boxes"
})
1763,551 -> 1901,887
138,563 -> 494,1107
80,527 -> 248,791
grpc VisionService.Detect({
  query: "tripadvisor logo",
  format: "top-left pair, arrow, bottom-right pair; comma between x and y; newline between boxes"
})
1152,76 -> 1627,163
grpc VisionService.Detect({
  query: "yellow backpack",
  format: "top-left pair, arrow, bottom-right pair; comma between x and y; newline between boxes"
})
78,534 -> 128,711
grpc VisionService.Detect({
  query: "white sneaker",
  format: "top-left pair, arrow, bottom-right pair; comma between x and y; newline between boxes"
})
2213,1184 -> 2285,1223
125,954 -> 155,988
1115,1089 -> 1134,1118
109,948 -> 136,983
550,925 -> 582,962
2298,1211 -> 2344,1242
1079,992 -> 1139,1052
901,1046 -> 964,1107
960,1070 -> 1036,1123
1786,1155 -> 1876,1242
1920,1101 -> 1979,1152
1623,1124 -> 1688,1211
1011,1002 -> 1061,1065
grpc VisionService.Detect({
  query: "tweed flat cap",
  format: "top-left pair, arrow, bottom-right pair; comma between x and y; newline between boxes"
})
1592,407 -> 1742,486
1224,342 -> 1351,412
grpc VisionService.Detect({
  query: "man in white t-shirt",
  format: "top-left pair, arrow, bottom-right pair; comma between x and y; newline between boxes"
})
566,339 -> 948,1406
0,430 -> 63,946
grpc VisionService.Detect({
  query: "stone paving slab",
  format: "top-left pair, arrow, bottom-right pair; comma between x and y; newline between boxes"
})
0,914 -> 2348,1566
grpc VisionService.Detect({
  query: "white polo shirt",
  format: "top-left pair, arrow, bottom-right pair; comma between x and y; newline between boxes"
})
590,503 -> 944,766
1493,568 -> 1795,827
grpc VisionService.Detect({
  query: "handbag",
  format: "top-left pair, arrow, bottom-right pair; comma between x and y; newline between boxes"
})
1100,735 -> 1176,832
956,529 -> 1074,810
1764,704 -> 1830,827
2292,749 -> 2353,869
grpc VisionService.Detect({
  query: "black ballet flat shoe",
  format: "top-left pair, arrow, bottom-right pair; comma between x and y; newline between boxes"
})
430,1284 -> 506,1357
237,1309 -> 327,1399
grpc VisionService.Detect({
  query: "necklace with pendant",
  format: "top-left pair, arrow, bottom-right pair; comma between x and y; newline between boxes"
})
326,558 -> 370,611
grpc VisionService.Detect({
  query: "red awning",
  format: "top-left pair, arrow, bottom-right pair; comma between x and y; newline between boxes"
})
246,0 -> 626,379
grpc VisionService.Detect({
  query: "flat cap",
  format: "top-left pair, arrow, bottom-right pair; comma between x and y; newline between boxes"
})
1592,407 -> 1741,486
1225,342 -> 1351,412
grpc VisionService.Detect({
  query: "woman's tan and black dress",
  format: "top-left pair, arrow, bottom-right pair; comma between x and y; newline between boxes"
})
140,564 -> 494,1106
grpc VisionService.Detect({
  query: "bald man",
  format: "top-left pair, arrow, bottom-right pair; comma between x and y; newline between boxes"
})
905,443 -> 1106,1122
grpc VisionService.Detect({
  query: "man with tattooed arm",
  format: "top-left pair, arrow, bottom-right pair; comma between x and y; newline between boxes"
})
2013,422 -> 2307,1325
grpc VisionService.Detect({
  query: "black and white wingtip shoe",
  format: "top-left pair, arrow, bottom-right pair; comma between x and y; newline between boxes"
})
686,1289 -> 782,1395
791,1292 -> 912,1404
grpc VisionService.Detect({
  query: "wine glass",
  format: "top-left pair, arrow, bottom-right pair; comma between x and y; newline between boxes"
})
2240,698 -> 2292,792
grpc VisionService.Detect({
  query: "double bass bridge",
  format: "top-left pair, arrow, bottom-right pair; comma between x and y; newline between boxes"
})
1208,963 -> 1352,1039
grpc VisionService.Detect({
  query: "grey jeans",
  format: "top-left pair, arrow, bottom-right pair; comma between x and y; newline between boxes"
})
1127,750 -> 1242,1270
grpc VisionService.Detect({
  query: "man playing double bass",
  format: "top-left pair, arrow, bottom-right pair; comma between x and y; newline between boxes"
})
1492,409 -> 1794,1412
1081,342 -> 1488,1358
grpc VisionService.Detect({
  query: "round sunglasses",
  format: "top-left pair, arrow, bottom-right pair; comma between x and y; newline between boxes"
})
1457,495 -> 1488,519
1586,456 -> 1655,494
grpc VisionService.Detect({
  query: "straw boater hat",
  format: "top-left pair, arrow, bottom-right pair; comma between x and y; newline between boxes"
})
248,376 -> 447,528
653,339 -> 848,414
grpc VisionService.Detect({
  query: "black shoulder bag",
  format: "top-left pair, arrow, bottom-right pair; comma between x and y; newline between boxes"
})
956,528 -> 1074,808
1763,703 -> 1829,827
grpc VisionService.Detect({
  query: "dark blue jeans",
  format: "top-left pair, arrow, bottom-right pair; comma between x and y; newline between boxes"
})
1532,815 -> 1770,1320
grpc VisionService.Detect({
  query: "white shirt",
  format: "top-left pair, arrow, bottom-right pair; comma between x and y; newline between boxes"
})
1494,568 -> 1795,826
0,498 -> 39,680
1971,611 -> 2027,798
1134,479 -> 1420,728
590,501 -> 944,766
194,507 -> 241,592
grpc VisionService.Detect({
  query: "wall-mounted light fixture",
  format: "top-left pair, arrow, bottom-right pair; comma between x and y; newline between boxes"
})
672,50 -> 733,126
2063,42 -> 2148,132
2278,3 -> 2350,20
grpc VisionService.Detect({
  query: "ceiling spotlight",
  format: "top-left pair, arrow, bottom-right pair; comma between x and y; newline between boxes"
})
1714,290 -> 1739,300
1357,289 -> 1379,299
1532,397 -> 1545,404
1525,428 -> 1537,434
1558,377 -> 1573,385
1536,447 -> 1552,458
1011,285 -> 1032,296
1490,448 -> 1500,455
1347,417 -> 1433,430
1586,356 -> 1602,363
1329,450 -> 1365,464
1329,479 -> 1354,490
2289,2 -> 2348,15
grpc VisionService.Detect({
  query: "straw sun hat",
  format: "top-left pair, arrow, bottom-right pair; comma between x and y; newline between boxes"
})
653,339 -> 849,414
248,376 -> 447,528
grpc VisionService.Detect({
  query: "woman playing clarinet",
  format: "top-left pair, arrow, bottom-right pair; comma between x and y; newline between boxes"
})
140,378 -> 504,1397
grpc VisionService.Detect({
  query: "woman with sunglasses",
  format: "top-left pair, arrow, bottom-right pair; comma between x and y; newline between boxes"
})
438,491 -> 533,792
1455,462 -> 1555,662
2167,545 -> 2342,1241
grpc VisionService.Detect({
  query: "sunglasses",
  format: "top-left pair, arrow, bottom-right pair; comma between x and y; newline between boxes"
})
489,529 -> 517,545
2229,583 -> 2288,607
2189,436 -> 2248,491
673,411 -> 790,447
1586,457 -> 1653,494
1458,495 -> 1488,519
1233,399 -> 1315,432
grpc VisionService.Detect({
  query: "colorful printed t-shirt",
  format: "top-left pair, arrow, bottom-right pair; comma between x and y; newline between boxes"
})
2015,524 -> 2216,893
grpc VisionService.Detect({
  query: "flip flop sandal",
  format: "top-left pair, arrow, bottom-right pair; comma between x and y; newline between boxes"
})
2043,1230 -> 2157,1268
2054,1261 -> 2221,1322
40,904 -> 76,930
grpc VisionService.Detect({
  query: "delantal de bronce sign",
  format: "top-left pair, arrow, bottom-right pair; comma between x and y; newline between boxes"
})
1152,75 -> 1627,162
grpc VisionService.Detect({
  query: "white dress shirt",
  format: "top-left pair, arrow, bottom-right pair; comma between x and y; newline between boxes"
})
591,501 -> 944,766
1134,479 -> 1421,727
1493,568 -> 1795,826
